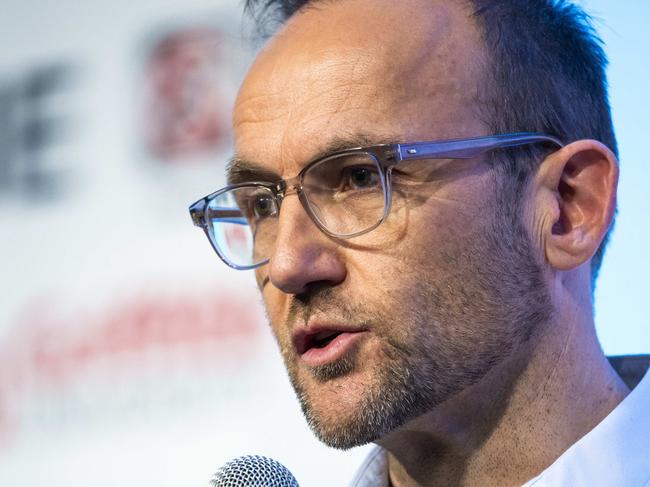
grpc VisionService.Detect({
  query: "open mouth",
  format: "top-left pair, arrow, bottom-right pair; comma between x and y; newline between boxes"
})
297,328 -> 368,368
307,330 -> 343,350
294,329 -> 345,355
292,325 -> 369,366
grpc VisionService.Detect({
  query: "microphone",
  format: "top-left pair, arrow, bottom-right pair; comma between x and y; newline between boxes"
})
210,455 -> 300,487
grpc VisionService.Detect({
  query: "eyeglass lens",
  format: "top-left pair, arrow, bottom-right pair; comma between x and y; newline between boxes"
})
206,152 -> 387,268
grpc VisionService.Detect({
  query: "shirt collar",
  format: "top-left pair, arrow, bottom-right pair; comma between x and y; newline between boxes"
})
349,445 -> 389,487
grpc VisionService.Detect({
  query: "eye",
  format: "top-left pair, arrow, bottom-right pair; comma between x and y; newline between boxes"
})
345,165 -> 380,190
251,194 -> 276,219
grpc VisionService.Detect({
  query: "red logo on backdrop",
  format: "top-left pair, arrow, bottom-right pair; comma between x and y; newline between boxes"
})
0,286 -> 263,449
144,28 -> 236,159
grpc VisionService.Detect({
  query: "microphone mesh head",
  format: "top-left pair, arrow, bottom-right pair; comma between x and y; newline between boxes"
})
210,455 -> 299,487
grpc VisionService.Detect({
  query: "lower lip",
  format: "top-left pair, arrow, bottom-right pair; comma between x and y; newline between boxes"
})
300,331 -> 368,367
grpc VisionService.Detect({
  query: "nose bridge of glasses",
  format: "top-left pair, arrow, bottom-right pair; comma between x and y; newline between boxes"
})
274,174 -> 302,202
273,173 -> 326,239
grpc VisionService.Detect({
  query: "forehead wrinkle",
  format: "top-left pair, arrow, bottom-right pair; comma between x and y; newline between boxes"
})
235,44 -> 379,132
234,91 -> 290,131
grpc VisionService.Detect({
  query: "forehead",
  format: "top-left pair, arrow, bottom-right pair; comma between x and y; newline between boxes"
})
233,0 -> 487,178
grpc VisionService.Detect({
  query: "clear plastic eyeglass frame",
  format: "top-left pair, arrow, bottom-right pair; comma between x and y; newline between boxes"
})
189,132 -> 564,270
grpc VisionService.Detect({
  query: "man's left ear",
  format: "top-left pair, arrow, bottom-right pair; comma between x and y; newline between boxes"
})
534,139 -> 618,271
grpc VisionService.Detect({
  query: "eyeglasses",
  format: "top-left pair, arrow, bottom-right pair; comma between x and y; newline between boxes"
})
189,132 -> 563,270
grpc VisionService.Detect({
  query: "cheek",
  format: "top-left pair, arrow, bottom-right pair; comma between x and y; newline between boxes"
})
261,285 -> 288,333
338,177 -> 500,328
385,167 -> 493,245
361,189 -> 489,272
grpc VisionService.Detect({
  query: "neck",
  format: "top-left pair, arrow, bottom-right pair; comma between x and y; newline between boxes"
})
378,299 -> 629,487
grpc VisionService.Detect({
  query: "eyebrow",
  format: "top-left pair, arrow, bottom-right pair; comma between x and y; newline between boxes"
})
226,132 -> 398,185
226,158 -> 280,186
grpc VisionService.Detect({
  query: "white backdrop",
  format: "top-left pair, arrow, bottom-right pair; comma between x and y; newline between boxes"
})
0,1 -> 647,486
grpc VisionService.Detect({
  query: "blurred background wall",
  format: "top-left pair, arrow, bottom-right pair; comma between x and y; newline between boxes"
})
0,0 -> 647,486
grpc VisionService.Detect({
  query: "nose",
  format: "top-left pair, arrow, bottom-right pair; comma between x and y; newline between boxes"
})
268,194 -> 347,295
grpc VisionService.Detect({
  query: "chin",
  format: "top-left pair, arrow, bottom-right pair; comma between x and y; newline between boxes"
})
291,352 -> 434,450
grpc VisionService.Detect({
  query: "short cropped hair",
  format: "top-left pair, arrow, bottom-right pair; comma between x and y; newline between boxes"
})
243,0 -> 618,286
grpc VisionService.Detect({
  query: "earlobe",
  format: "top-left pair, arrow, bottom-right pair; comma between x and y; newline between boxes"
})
537,140 -> 618,271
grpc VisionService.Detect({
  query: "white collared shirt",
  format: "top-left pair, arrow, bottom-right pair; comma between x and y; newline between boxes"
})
350,369 -> 650,487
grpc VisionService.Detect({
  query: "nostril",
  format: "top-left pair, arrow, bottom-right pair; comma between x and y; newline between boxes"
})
294,281 -> 336,305
270,250 -> 347,295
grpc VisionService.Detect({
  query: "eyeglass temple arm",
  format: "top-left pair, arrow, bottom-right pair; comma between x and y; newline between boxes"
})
397,133 -> 564,161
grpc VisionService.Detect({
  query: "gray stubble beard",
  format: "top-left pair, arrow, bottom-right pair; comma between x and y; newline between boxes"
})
288,333 -> 439,449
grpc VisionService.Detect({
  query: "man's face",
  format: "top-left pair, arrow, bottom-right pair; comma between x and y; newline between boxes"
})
233,0 -> 551,448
